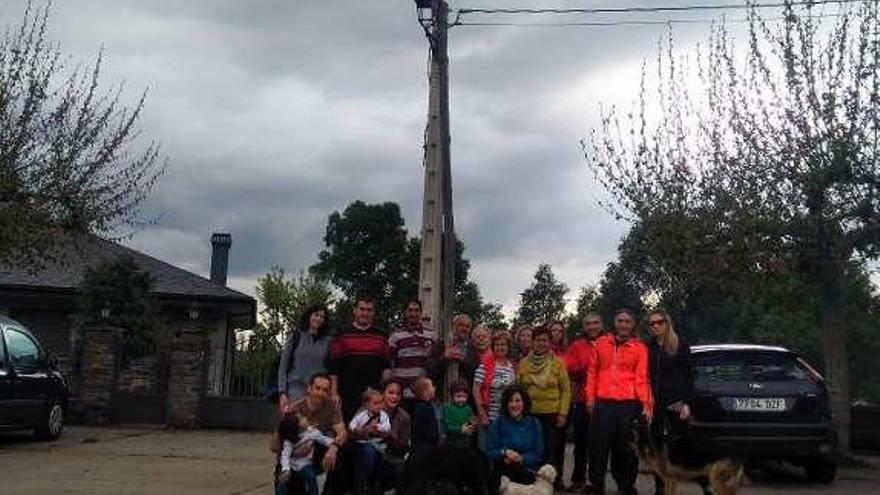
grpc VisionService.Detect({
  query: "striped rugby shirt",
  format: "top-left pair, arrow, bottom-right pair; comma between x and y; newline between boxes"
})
388,325 -> 437,397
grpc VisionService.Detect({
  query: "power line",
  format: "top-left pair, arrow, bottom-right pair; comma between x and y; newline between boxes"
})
456,0 -> 865,16
456,13 -> 841,27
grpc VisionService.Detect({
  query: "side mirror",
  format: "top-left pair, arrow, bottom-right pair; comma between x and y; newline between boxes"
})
47,354 -> 59,370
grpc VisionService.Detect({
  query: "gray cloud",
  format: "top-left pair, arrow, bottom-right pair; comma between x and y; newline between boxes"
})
4,0 -> 744,313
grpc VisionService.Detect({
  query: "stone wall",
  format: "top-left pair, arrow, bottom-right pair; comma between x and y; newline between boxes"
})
68,319 -> 215,429
72,326 -> 120,424
118,356 -> 162,394
166,322 -> 208,428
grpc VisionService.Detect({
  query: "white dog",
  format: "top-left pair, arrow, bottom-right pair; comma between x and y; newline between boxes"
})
499,464 -> 557,495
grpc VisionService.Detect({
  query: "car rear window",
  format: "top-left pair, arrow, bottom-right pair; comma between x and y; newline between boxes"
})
694,351 -> 810,382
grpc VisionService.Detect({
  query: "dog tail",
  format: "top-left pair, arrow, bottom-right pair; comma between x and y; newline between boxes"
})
708,459 -> 747,494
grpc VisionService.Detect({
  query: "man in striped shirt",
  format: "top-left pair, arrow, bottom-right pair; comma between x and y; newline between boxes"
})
389,299 -> 439,400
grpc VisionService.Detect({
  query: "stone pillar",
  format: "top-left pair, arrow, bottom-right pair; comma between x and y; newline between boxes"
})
73,326 -> 121,425
167,322 -> 207,428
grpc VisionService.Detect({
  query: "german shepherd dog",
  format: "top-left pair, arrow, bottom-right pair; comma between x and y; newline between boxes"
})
628,418 -> 746,495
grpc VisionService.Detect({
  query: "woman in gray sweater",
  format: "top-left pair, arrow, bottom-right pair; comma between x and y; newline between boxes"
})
278,304 -> 332,410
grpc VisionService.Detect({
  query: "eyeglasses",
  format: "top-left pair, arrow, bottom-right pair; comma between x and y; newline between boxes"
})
648,319 -> 666,327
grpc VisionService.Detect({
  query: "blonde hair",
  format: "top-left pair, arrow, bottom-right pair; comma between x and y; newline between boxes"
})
471,323 -> 491,340
361,387 -> 383,406
648,309 -> 679,356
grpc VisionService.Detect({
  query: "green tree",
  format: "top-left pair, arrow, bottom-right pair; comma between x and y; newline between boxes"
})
313,200 -> 484,328
252,266 -> 294,350
514,264 -> 569,327
479,302 -> 508,331
76,256 -> 159,356
251,266 -> 334,349
587,1 -> 880,449
596,261 -> 645,326
311,201 -> 409,326
567,284 -> 600,338
0,4 -> 165,270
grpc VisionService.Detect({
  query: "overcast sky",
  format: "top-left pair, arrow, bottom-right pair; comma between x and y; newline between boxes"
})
6,0 -> 860,316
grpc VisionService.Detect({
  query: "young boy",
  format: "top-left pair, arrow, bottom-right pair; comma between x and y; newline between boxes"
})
410,376 -> 441,448
443,380 -> 476,448
275,413 -> 335,495
348,388 -> 391,495
349,388 -> 392,451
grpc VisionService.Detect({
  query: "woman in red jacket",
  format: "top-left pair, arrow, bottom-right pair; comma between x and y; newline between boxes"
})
585,308 -> 653,495
473,331 -> 516,428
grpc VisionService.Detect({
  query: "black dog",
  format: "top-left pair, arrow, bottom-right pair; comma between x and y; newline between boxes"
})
406,446 -> 491,495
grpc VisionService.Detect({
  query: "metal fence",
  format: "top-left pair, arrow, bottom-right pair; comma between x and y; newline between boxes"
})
227,345 -> 279,398
200,338 -> 279,431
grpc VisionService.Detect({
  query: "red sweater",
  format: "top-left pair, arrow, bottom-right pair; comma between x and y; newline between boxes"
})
564,337 -> 595,403
585,334 -> 653,411
475,352 -> 497,409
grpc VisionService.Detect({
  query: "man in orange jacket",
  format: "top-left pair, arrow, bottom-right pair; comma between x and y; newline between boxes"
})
585,308 -> 653,495
563,312 -> 604,491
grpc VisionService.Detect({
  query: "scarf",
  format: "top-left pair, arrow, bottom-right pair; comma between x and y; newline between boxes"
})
524,349 -> 553,389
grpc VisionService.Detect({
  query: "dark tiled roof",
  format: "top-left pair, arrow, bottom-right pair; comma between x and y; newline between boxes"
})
0,235 -> 254,303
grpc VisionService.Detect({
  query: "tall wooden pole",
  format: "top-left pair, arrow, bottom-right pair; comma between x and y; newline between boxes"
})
417,0 -> 455,400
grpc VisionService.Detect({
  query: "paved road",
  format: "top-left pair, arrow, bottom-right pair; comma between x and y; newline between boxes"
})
1,426 -> 879,495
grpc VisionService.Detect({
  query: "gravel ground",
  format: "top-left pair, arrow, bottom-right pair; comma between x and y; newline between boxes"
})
1,426 -> 878,495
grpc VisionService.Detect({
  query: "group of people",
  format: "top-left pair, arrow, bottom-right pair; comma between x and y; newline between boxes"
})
272,295 -> 695,495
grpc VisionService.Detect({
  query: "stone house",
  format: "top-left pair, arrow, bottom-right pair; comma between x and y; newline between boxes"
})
0,233 -> 256,427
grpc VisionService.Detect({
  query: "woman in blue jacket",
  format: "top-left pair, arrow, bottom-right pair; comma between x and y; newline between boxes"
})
487,384 -> 544,492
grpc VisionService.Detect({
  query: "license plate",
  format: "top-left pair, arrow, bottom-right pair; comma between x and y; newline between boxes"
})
733,397 -> 786,411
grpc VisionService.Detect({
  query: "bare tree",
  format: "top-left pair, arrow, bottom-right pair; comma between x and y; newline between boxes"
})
0,3 -> 165,269
587,0 -> 880,452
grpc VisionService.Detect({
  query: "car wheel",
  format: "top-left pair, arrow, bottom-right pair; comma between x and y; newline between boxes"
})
34,401 -> 64,441
804,456 -> 837,484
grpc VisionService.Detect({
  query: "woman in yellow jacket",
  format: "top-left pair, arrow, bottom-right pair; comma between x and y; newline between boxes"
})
517,325 -> 571,484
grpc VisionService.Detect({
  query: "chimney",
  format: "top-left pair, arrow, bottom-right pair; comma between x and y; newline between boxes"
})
210,233 -> 232,286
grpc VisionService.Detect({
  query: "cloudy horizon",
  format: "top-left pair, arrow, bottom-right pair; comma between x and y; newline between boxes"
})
6,0 -> 867,318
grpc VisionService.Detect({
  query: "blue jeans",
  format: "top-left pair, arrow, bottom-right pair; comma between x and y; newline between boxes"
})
275,475 -> 291,495
353,443 -> 382,489
299,465 -> 319,495
274,465 -> 318,495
